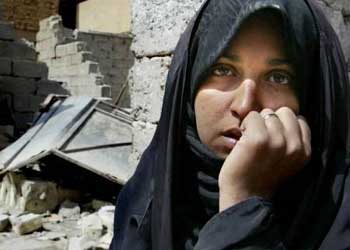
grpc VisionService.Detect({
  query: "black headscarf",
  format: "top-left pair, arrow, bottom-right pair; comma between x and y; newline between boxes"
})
111,0 -> 350,249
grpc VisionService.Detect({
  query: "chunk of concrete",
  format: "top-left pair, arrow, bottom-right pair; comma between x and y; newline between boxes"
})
58,200 -> 81,219
10,213 -> 43,235
98,205 -> 115,232
80,213 -> 103,240
68,236 -> 95,250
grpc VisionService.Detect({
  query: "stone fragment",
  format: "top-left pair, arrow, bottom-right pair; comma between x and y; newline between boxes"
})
0,22 -> 16,40
0,235 -> 67,250
98,205 -> 115,232
20,179 -> 59,214
97,232 -> 113,249
13,60 -> 48,79
80,213 -> 103,240
0,214 -> 9,232
0,57 -> 11,75
68,236 -> 95,250
10,213 -> 43,235
37,231 -> 67,241
58,200 -> 81,219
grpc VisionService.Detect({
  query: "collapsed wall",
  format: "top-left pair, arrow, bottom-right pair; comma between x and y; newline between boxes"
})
0,21 -> 68,148
36,16 -> 133,105
128,0 -> 350,168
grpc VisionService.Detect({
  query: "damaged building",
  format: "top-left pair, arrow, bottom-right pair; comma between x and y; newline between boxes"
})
0,0 -> 350,249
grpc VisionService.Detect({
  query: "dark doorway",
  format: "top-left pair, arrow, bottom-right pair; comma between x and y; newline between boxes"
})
58,0 -> 86,29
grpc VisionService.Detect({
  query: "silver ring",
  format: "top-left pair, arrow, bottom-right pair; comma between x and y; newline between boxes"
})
263,113 -> 278,120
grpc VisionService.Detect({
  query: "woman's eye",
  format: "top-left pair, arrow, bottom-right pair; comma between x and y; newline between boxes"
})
267,72 -> 291,85
212,65 -> 235,77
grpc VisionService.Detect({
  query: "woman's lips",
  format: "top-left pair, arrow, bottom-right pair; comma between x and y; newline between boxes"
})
221,128 -> 242,151
223,136 -> 238,150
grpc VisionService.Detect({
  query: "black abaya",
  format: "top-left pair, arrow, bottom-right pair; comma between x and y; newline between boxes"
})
110,0 -> 350,249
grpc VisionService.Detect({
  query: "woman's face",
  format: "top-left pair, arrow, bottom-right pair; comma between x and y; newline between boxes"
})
194,14 -> 299,159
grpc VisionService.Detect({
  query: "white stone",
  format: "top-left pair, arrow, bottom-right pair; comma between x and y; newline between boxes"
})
131,0 -> 205,56
68,236 -> 95,250
98,205 -> 115,232
58,200 -> 81,219
10,213 -> 43,235
80,213 -> 103,240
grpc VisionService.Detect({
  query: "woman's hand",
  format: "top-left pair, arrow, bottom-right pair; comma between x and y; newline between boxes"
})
218,107 -> 311,212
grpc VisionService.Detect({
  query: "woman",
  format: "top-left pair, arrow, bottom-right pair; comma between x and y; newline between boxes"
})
110,0 -> 350,249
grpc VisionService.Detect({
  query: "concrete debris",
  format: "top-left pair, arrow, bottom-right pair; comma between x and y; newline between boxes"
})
10,213 -> 43,235
80,213 -> 103,240
0,172 -> 81,214
98,206 -> 115,232
58,200 -> 81,219
67,236 -> 95,250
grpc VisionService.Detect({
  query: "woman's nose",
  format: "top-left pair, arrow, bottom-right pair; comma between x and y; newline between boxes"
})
230,79 -> 261,119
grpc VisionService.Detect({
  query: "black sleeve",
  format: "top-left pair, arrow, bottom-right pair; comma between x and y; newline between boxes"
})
194,197 -> 286,250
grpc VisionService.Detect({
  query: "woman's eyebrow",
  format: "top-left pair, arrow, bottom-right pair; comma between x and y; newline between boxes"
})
267,58 -> 292,66
221,53 -> 240,62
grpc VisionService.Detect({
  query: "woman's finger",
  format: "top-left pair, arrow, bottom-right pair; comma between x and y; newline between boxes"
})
275,107 -> 302,155
297,116 -> 312,159
260,109 -> 285,151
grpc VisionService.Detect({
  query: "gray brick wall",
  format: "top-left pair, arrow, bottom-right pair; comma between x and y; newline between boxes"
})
0,21 -> 68,146
36,16 -> 134,104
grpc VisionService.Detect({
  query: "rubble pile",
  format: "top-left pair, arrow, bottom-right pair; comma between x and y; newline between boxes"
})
36,15 -> 133,104
0,172 -> 116,250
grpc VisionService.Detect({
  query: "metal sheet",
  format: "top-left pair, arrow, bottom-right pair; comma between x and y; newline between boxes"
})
0,96 -> 134,185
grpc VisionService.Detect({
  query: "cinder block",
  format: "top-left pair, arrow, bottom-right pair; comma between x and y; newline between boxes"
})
13,60 -> 48,79
0,41 -> 37,60
80,61 -> 99,74
132,0 -> 204,56
65,41 -> 86,55
0,22 -> 16,41
55,44 -> 66,57
71,52 -> 93,65
0,76 -> 36,95
0,57 -> 11,75
13,95 -> 43,112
